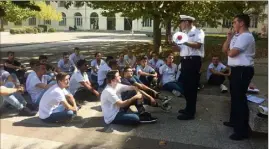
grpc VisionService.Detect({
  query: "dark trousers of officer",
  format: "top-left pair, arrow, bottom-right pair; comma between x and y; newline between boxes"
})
229,66 -> 254,135
180,56 -> 202,116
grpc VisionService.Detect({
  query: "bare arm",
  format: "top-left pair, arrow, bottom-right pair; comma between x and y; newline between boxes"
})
61,100 -> 77,111
65,94 -> 77,108
4,63 -> 21,70
0,86 -> 24,96
80,81 -> 99,96
115,92 -> 142,108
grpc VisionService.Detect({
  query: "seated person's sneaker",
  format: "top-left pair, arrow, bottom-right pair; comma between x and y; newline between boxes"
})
229,133 -> 249,141
19,107 -> 36,116
220,84 -> 228,93
139,112 -> 158,124
160,102 -> 172,112
26,103 -> 38,112
172,90 -> 181,97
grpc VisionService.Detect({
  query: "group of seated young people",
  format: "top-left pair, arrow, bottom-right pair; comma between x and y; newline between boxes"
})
1,47 -> 233,125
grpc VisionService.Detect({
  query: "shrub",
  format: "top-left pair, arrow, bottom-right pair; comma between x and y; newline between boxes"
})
48,28 -> 56,32
19,28 -> 26,34
24,27 -> 34,33
38,25 -> 48,32
0,28 -> 4,32
33,28 -> 38,34
252,31 -> 260,41
10,28 -> 16,34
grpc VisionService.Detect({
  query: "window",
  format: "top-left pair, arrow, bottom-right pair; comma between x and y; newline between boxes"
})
14,21 -> 22,26
58,1 -> 66,7
59,12 -> 66,26
222,19 -> 232,28
250,16 -> 258,28
74,12 -> 82,27
142,18 -> 152,27
44,20 -> 51,25
28,17 -> 36,26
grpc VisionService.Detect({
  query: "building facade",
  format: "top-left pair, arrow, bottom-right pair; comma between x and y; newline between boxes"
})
2,1 -> 268,34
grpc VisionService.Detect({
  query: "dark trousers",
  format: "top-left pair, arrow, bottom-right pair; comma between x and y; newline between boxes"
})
74,87 -> 98,103
121,90 -> 146,114
208,74 -> 225,86
229,66 -> 254,135
180,56 -> 202,116
139,76 -> 154,86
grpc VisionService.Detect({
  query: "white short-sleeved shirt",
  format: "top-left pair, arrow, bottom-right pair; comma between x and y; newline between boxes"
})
206,62 -> 227,80
90,59 -> 105,76
100,83 -> 133,124
159,63 -> 177,85
69,53 -> 85,67
124,55 -> 136,67
97,63 -> 111,86
176,63 -> 182,81
228,32 -> 255,66
26,71 -> 52,103
69,70 -> 89,95
148,58 -> 165,70
39,84 -> 69,119
178,26 -> 205,58
136,65 -> 155,78
57,59 -> 73,72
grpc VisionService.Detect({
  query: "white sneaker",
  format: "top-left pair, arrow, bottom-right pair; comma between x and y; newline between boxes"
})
172,90 -> 181,97
220,84 -> 228,93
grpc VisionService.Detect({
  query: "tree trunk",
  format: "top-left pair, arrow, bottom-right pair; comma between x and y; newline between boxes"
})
153,15 -> 161,53
165,19 -> 171,45
0,18 -> 4,30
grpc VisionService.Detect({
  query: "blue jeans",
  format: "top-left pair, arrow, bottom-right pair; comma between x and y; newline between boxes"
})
163,81 -> 184,94
111,90 -> 144,125
2,82 -> 26,110
41,105 -> 75,123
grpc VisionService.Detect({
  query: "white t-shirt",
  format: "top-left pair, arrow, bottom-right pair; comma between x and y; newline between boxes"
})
69,70 -> 89,95
179,26 -> 205,58
124,55 -> 136,67
206,63 -> 227,80
39,84 -> 69,119
90,59 -> 105,76
159,63 -> 177,85
228,32 -> 255,66
100,83 -> 133,124
136,65 -> 155,78
176,63 -> 182,81
57,59 -> 73,72
97,63 -> 111,86
148,58 -> 165,70
69,53 -> 85,67
26,71 -> 52,103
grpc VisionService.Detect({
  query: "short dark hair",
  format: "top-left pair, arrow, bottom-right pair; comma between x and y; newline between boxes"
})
94,52 -> 101,57
76,59 -> 87,68
108,59 -> 118,68
106,56 -> 114,62
63,52 -> 69,57
235,14 -> 250,28
7,51 -> 14,56
123,66 -> 132,72
56,72 -> 68,82
30,59 -> 39,67
106,70 -> 119,83
39,55 -> 48,60
74,47 -> 80,51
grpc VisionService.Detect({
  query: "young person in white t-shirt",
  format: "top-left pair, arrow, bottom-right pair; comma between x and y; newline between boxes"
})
136,56 -> 158,87
97,57 -> 118,90
39,72 -> 77,123
207,56 -> 230,93
57,52 -> 74,75
100,70 -> 157,125
124,50 -> 136,68
69,47 -> 85,69
26,62 -> 55,107
159,54 -> 184,97
90,52 -> 105,87
117,53 -> 126,72
222,14 -> 255,140
69,60 -> 99,103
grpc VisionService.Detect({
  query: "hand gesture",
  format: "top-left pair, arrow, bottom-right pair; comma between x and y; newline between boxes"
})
227,27 -> 234,40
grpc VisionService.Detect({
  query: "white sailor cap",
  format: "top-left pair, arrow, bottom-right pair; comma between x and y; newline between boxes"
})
179,15 -> 195,21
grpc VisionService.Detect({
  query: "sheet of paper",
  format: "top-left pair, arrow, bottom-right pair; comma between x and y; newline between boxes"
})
247,95 -> 265,104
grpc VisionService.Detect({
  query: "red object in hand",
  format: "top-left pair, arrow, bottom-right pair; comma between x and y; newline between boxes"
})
177,35 -> 182,40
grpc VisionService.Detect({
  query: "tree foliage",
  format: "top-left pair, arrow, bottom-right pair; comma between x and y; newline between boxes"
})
35,1 -> 62,21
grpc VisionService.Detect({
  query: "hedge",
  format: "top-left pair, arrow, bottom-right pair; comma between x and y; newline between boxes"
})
48,28 -> 56,32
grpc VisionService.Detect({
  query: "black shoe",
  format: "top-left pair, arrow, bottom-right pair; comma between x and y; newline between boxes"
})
223,122 -> 234,128
139,112 -> 158,124
178,109 -> 187,114
177,114 -> 194,120
26,103 -> 38,112
19,107 -> 36,116
229,133 -> 249,141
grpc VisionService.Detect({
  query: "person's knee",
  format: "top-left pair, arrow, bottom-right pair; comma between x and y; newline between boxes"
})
4,82 -> 15,88
67,110 -> 75,117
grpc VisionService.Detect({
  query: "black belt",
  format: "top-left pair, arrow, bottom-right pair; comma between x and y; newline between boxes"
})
181,56 -> 201,60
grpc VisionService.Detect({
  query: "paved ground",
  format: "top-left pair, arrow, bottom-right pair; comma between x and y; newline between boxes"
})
0,32 -> 268,149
